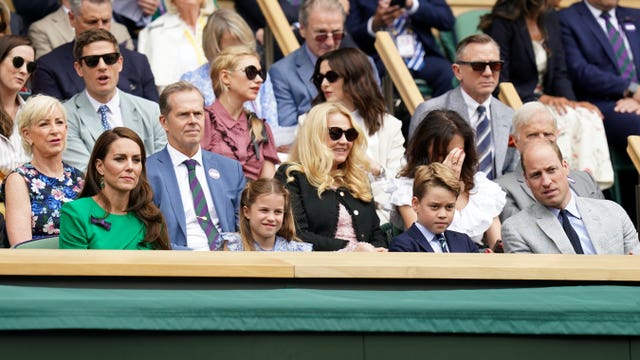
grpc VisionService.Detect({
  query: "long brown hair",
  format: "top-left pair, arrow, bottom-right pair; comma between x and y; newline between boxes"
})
401,110 -> 477,192
81,127 -> 170,250
311,47 -> 386,136
0,35 -> 33,137
479,0 -> 549,46
239,178 -> 298,251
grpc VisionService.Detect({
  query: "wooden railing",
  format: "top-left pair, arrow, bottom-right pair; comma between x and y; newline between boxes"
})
498,82 -> 523,110
257,0 -> 299,67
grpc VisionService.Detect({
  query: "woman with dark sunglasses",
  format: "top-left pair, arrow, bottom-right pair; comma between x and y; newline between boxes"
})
480,0 -> 613,188
275,102 -> 388,251
203,45 -> 279,181
310,47 -> 405,225
0,35 -> 35,192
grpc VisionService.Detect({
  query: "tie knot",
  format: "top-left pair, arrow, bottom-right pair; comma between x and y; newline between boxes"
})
477,105 -> 486,116
601,11 -> 611,20
184,159 -> 198,172
98,104 -> 109,114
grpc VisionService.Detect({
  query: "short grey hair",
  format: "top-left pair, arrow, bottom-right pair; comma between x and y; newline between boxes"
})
299,0 -> 345,27
18,95 -> 67,155
511,101 -> 557,139
68,0 -> 111,16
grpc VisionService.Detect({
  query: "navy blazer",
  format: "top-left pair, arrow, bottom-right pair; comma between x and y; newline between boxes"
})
390,224 -> 479,253
485,10 -> 575,102
559,2 -> 640,101
146,147 -> 246,250
32,41 -> 159,102
346,0 -> 454,57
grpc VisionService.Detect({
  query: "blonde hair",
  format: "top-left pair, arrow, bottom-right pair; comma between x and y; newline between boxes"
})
285,102 -> 372,201
18,95 -> 67,155
202,9 -> 256,62
166,0 -> 215,16
239,178 -> 298,251
412,163 -> 461,200
210,45 -> 266,143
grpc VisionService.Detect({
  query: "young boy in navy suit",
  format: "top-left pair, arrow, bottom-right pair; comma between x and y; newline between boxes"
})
390,163 -> 478,253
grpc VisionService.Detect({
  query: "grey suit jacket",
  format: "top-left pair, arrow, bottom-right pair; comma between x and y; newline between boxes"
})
502,197 -> 640,254
409,87 -> 519,177
28,6 -> 133,59
62,90 -> 167,171
495,163 -> 604,222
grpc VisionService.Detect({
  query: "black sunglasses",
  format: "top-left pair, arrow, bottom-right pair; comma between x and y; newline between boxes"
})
79,52 -> 120,68
314,31 -> 345,43
313,70 -> 340,88
328,127 -> 358,142
456,60 -> 504,72
12,56 -> 36,73
238,65 -> 266,81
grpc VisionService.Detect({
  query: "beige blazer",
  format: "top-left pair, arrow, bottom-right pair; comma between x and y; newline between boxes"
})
28,6 -> 133,59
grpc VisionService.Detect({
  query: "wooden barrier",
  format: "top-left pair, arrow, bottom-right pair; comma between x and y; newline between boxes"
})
374,31 -> 424,115
257,0 -> 300,57
498,82 -> 523,110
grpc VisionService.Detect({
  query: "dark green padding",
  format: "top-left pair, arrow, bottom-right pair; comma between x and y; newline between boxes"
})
2,285 -> 640,335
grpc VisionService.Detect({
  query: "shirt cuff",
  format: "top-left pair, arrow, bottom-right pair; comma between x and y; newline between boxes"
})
367,16 -> 376,37
407,0 -> 419,14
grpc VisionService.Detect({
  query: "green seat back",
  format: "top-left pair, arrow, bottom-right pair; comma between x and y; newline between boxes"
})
14,236 -> 60,249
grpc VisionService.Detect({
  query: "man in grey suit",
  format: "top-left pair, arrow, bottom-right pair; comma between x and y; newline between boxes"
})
28,0 -> 132,59
502,140 -> 639,255
495,101 -> 603,222
409,34 -> 518,179
63,28 -> 166,171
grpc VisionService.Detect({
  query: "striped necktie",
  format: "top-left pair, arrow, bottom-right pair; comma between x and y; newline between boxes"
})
98,104 -> 110,131
436,233 -> 449,253
184,159 -> 218,245
476,105 -> 494,180
601,11 -> 636,82
392,13 -> 425,71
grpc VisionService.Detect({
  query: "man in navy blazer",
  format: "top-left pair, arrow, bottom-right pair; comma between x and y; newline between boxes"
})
347,0 -> 455,97
559,0 -> 640,146
31,0 -> 158,102
146,82 -> 246,250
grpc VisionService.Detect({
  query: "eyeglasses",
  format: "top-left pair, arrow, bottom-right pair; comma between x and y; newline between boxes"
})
236,65 -> 266,81
328,127 -> 358,142
12,56 -> 36,74
314,31 -> 345,43
313,70 -> 340,88
456,60 -> 504,72
78,52 -> 120,68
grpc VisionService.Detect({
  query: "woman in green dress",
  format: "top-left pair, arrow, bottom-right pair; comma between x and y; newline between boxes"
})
60,128 -> 170,250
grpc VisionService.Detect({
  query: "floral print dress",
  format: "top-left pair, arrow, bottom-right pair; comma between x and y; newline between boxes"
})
7,162 -> 84,239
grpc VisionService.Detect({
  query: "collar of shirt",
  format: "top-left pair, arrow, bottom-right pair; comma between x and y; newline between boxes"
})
166,142 -> 204,169
85,89 -> 123,127
212,99 -> 249,130
548,189 -> 582,220
303,44 -> 319,68
584,0 -> 620,28
414,222 -> 437,244
460,88 -> 492,127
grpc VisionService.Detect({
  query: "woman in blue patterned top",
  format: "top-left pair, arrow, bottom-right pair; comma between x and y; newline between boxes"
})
3,95 -> 84,246
213,178 -> 312,252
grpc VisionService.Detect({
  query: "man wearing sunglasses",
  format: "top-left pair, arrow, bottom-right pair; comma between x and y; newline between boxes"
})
270,0 -> 378,148
62,28 -> 166,171
347,0 -> 455,97
31,0 -> 158,102
409,34 -> 519,180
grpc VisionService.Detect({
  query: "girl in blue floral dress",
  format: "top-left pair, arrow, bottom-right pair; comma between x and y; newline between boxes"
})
213,178 -> 312,252
3,95 -> 84,246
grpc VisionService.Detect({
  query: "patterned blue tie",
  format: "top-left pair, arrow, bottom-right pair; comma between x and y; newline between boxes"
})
436,233 -> 449,253
476,105 -> 494,180
184,159 -> 218,246
392,13 -> 425,71
601,12 -> 636,82
98,104 -> 110,131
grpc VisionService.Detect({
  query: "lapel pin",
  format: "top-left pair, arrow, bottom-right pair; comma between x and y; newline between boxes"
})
208,168 -> 220,179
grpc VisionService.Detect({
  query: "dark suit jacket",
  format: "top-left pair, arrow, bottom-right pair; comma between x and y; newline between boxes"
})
146,148 -> 246,250
275,164 -> 387,251
485,10 -> 575,102
390,224 -> 479,253
559,2 -> 640,101
32,41 -> 159,102
346,0 -> 454,58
